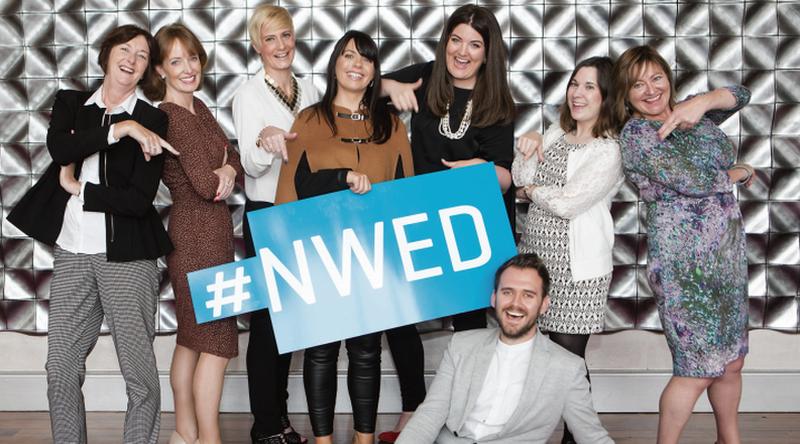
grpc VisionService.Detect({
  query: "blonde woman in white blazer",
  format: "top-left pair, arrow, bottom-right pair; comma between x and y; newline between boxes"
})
512,56 -> 622,444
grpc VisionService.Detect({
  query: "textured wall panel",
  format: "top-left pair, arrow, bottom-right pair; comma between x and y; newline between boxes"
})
0,1 -> 797,335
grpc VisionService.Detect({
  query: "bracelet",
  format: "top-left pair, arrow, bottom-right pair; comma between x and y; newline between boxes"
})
731,164 -> 753,183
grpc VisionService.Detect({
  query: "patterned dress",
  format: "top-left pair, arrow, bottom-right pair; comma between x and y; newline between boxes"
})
161,98 -> 243,359
518,135 -> 612,334
619,85 -> 751,377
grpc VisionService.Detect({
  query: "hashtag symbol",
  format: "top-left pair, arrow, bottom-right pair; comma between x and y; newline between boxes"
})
205,267 -> 252,318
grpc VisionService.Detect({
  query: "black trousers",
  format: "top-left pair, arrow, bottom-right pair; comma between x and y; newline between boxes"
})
244,199 -> 293,438
384,308 -> 487,412
303,333 -> 381,436
548,332 -> 592,444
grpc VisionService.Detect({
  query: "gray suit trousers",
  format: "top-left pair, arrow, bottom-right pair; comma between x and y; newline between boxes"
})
46,247 -> 160,444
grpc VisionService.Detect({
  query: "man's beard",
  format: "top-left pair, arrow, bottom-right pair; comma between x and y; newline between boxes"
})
498,310 -> 538,340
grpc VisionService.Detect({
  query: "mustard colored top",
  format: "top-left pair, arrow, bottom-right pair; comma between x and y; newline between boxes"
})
275,105 -> 414,204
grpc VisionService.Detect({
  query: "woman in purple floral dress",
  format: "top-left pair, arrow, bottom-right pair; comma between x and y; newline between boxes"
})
613,46 -> 753,444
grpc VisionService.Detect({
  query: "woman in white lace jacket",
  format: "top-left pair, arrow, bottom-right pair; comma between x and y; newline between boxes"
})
512,56 -> 622,444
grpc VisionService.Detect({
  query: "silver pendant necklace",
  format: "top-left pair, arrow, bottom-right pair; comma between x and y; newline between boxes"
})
438,99 -> 472,140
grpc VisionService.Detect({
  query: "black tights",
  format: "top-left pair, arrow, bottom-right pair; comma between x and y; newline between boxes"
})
385,324 -> 426,411
548,332 -> 591,444
244,200 -> 293,438
303,333 -> 381,436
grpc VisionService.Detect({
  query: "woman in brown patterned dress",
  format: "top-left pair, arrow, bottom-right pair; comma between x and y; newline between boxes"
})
145,24 -> 242,444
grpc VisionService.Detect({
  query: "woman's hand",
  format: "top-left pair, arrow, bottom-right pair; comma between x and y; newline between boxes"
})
213,164 -> 237,201
114,120 -> 179,161
515,185 -> 532,202
346,171 -> 372,194
657,97 -> 708,140
59,164 -> 81,196
728,163 -> 755,188
382,78 -> 423,112
441,157 -> 486,169
257,126 -> 297,162
658,87 -> 739,140
516,131 -> 544,161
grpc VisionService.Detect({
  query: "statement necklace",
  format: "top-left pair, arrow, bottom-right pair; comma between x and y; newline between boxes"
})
264,72 -> 301,116
438,99 -> 472,140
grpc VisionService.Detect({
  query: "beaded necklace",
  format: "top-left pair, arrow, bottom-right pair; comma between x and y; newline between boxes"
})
438,99 -> 472,140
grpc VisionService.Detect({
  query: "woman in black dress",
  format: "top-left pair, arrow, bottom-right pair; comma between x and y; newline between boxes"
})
378,5 -> 516,441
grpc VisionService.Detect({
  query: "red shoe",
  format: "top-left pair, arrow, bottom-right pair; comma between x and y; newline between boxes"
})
378,431 -> 400,443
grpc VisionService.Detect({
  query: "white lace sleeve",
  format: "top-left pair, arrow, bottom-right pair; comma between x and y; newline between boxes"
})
529,138 -> 623,220
512,149 -> 538,187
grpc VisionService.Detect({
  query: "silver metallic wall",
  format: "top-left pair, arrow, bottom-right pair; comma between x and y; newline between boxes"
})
1,1 -> 798,334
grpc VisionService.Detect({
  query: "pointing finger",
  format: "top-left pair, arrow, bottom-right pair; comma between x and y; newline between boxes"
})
161,139 -> 180,156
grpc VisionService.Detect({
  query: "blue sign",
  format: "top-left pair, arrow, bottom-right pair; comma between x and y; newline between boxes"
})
188,163 -> 517,353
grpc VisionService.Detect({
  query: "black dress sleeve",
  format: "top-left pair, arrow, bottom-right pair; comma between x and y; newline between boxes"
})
294,151 -> 351,199
475,121 -> 515,170
383,62 -> 432,83
383,62 -> 434,113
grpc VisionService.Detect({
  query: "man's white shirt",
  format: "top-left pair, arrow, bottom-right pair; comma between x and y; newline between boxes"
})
462,336 -> 535,440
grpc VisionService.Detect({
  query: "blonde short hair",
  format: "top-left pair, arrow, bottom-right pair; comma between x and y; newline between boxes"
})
248,4 -> 294,49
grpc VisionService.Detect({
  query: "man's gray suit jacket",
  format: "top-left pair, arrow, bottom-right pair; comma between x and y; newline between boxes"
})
396,329 -> 614,444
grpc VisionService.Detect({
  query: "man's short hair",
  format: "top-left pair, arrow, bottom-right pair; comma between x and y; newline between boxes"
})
493,253 -> 551,296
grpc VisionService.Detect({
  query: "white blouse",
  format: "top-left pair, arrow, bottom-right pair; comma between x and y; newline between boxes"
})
232,70 -> 320,203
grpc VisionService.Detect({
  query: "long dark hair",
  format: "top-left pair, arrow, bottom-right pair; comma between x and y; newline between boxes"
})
611,45 -> 677,132
427,4 -> 515,127
559,56 -> 617,138
307,30 -> 395,144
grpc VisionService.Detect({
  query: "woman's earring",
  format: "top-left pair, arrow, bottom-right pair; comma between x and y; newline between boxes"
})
161,75 -> 166,80
369,80 -> 374,87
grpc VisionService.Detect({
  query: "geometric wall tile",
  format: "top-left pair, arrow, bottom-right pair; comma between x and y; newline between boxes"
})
676,3 -> 707,37
0,1 -> 797,335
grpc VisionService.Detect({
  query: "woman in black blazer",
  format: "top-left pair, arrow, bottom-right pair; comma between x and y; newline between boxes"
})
8,25 -> 177,444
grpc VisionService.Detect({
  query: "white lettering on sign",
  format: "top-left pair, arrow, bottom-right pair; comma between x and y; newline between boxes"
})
439,205 -> 491,272
259,205 -> 491,312
392,212 -> 444,282
312,223 -> 385,297
260,240 -> 315,312
205,266 -> 252,317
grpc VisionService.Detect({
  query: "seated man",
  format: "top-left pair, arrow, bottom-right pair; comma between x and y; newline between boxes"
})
397,253 -> 614,444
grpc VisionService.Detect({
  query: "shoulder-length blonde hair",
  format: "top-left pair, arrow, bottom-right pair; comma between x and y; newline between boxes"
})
559,56 -> 617,138
611,45 -> 676,132
426,4 -> 515,128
